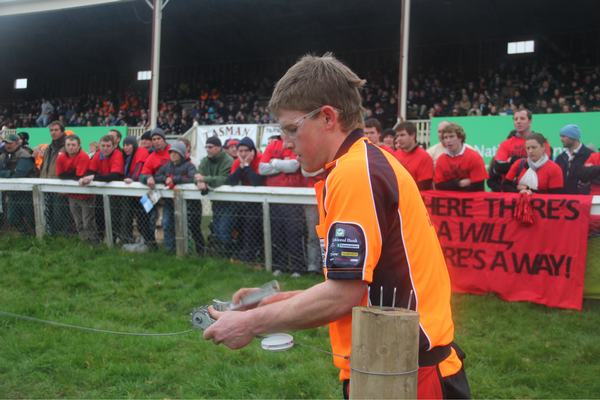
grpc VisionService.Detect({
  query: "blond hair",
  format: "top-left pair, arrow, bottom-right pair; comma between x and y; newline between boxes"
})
441,123 -> 467,143
269,53 -> 366,133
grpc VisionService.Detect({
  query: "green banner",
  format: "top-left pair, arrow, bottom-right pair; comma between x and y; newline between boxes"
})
16,126 -> 128,153
430,113 -> 600,165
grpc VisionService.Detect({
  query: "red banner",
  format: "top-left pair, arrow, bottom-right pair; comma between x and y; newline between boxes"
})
421,191 -> 592,310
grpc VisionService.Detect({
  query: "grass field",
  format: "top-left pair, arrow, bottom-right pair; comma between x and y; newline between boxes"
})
1,235 -> 599,399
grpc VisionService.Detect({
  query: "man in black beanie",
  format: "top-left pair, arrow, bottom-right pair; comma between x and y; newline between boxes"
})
140,130 -> 154,154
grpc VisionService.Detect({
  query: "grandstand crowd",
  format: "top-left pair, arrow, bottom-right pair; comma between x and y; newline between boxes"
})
2,57 -> 600,132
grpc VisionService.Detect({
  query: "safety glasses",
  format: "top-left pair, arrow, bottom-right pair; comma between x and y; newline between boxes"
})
279,107 -> 342,138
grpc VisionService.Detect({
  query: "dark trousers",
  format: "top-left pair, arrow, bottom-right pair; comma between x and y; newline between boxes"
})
238,202 -> 263,263
187,199 -> 205,255
135,198 -> 156,249
5,191 -> 35,235
270,203 -> 304,273
46,192 -> 71,236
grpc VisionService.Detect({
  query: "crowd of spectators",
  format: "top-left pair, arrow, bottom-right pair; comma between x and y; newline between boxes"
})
0,122 -> 326,277
1,107 -> 599,272
0,80 -> 279,135
405,61 -> 600,121
2,57 -> 600,134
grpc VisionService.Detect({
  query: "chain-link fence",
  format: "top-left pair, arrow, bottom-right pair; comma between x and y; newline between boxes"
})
1,179 -> 599,284
0,180 -> 320,275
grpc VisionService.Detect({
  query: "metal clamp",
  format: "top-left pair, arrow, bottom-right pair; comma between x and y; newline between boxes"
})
212,280 -> 280,311
190,306 -> 216,332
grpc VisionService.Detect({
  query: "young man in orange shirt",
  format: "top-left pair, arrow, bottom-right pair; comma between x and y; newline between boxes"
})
204,54 -> 470,399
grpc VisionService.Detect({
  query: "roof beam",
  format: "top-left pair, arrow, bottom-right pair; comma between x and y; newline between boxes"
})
0,0 -> 131,17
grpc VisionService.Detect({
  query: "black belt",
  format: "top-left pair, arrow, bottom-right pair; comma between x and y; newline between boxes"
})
419,343 -> 452,367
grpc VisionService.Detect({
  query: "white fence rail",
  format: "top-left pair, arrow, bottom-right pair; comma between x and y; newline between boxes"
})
1,178 -> 598,272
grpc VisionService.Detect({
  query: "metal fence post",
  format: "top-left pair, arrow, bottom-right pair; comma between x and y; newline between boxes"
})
103,194 -> 113,249
32,185 -> 46,239
262,199 -> 272,272
174,189 -> 189,257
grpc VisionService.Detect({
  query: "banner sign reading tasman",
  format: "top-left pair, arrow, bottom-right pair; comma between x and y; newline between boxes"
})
421,191 -> 592,310
195,124 -> 258,160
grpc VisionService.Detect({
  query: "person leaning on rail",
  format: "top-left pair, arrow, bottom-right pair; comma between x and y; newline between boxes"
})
138,128 -> 172,251
502,132 -> 564,194
0,133 -> 37,235
39,121 -> 70,236
56,135 -> 97,243
202,53 -> 471,400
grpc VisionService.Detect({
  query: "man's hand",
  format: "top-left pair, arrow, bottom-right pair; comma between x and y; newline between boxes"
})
516,184 -> 529,191
584,162 -> 593,167
79,175 -> 94,186
197,181 -> 208,191
124,178 -> 133,184
165,176 -> 173,186
458,178 -> 471,188
195,173 -> 204,183
146,176 -> 156,189
203,307 -> 256,350
239,152 -> 254,168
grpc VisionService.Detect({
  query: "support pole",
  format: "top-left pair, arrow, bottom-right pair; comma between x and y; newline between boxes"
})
350,306 -> 420,399
149,0 -> 162,130
398,0 -> 411,125
103,194 -> 113,249
262,199 -> 272,272
32,185 -> 46,239
174,189 -> 189,257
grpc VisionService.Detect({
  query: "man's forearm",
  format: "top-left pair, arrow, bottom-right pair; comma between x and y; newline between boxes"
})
248,279 -> 365,333
204,279 -> 366,349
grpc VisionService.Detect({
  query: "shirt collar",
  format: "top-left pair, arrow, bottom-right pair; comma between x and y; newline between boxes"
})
324,129 -> 365,177
445,143 -> 466,157
331,128 -> 364,162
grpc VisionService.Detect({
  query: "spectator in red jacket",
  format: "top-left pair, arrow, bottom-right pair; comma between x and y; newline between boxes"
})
364,118 -> 394,154
259,136 -> 305,277
56,135 -> 97,243
119,135 -> 151,246
80,134 -> 125,244
227,137 -> 266,263
502,133 -> 564,194
393,121 -> 433,191
434,123 -> 487,191
138,128 -> 171,250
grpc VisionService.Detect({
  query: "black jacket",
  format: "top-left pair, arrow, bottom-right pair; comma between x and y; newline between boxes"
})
554,145 -> 594,194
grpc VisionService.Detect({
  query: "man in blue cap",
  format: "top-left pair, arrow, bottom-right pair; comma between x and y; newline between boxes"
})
555,124 -> 594,194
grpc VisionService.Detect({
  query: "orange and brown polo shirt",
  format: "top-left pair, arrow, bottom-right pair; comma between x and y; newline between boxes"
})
314,129 -> 461,381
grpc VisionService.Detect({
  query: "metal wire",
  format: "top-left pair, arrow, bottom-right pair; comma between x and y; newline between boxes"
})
292,341 -> 350,360
0,311 -> 195,336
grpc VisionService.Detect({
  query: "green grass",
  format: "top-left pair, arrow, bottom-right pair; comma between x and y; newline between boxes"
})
1,235 -> 599,399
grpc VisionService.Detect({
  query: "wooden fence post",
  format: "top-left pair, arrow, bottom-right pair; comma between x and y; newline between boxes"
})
350,306 -> 420,399
32,185 -> 46,239
103,194 -> 113,249
174,189 -> 189,257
